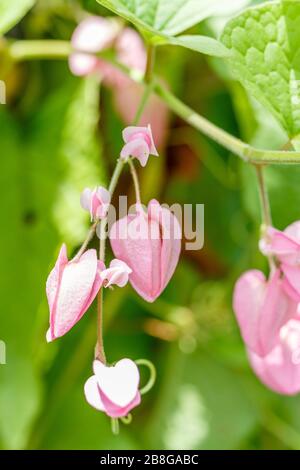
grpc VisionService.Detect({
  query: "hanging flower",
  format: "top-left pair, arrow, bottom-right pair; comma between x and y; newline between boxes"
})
120,125 -> 158,167
233,269 -> 297,357
260,221 -> 300,300
110,200 -> 181,302
84,359 -> 141,418
249,318 -> 300,395
100,259 -> 132,288
80,186 -> 111,221
46,245 -> 104,342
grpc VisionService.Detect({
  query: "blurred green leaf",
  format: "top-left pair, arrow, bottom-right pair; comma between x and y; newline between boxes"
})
147,346 -> 258,450
54,76 -> 106,246
0,0 -> 36,35
221,0 -> 300,137
0,108 -> 41,449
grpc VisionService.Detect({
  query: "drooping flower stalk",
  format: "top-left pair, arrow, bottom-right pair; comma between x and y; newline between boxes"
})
255,165 -> 275,271
94,46 -> 156,363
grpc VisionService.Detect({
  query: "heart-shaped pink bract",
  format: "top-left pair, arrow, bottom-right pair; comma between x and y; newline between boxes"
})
46,244 -> 103,342
110,200 -> 181,302
233,269 -> 297,357
248,318 -> 300,395
84,359 -> 141,418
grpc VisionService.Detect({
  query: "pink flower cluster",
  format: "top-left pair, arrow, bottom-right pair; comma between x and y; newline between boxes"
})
46,126 -> 181,418
69,16 -> 169,148
233,222 -> 300,395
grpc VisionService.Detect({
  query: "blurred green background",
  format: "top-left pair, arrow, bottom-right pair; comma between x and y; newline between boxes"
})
1,0 -> 300,450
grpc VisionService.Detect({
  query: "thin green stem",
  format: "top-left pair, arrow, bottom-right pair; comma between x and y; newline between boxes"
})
111,418 -> 119,435
95,287 -> 106,363
132,80 -> 154,125
73,219 -> 99,261
7,39 -> 300,164
145,44 -> 156,84
255,165 -> 272,228
94,46 -> 156,363
8,40 -> 72,60
255,165 -> 276,271
128,159 -> 142,204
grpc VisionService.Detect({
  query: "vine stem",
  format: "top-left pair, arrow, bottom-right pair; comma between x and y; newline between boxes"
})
255,165 -> 276,271
255,165 -> 272,228
128,159 -> 142,204
95,45 -> 155,363
7,39 -> 300,164
73,219 -> 99,261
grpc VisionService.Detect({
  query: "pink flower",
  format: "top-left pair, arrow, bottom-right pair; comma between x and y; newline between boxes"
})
69,16 -> 120,76
100,259 -> 132,288
69,18 -> 169,148
84,359 -> 141,418
233,269 -> 297,357
46,245 -> 104,342
249,318 -> 300,395
110,200 -> 181,302
80,186 -> 111,221
260,222 -> 300,300
120,125 -> 158,167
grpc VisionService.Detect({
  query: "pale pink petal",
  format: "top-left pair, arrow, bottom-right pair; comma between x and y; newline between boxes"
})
110,201 -> 181,302
233,269 -> 295,356
233,270 -> 267,354
110,212 -> 156,302
284,221 -> 300,243
100,259 -> 132,288
93,359 -> 140,408
99,389 -> 141,418
68,53 -> 99,77
260,224 -> 300,265
84,375 -> 105,411
248,347 -> 290,395
80,188 -> 93,212
51,249 -> 100,340
116,27 -> 146,73
282,264 -> 300,300
46,244 -> 68,314
249,320 -> 300,395
120,139 -> 150,166
71,17 -> 118,53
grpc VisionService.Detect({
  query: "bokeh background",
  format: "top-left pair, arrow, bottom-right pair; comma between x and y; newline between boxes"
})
2,0 -> 300,450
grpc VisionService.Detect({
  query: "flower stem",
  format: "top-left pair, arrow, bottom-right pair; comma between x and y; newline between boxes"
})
128,159 -> 142,204
94,45 -> 156,363
73,219 -> 99,261
255,165 -> 276,271
255,165 -> 272,228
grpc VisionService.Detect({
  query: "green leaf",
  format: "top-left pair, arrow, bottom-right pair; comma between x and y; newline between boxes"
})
54,76 -> 106,246
221,0 -> 300,138
96,0 -> 231,56
97,0 -> 229,36
160,34 -> 230,57
0,0 -> 35,35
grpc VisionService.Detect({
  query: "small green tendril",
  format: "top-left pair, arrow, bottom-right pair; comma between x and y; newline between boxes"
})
120,414 -> 132,425
135,359 -> 156,395
111,418 -> 119,435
